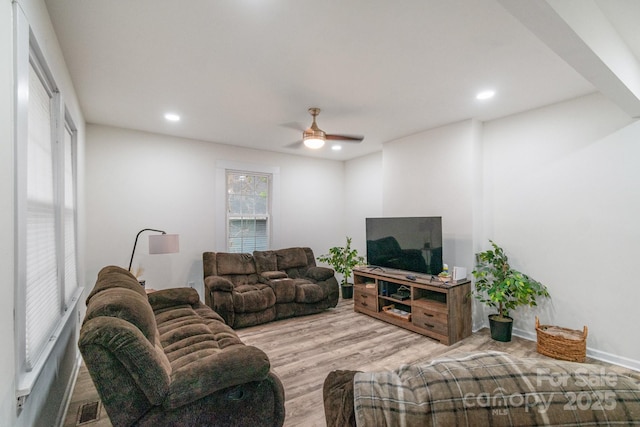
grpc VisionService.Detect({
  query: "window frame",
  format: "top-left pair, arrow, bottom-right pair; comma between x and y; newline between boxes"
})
14,4 -> 82,400
225,170 -> 272,253
215,161 -> 280,253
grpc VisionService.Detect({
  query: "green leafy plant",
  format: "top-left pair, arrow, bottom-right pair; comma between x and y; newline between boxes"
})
472,240 -> 550,320
318,237 -> 365,287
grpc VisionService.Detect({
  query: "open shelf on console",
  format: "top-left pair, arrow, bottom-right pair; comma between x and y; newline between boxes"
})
381,303 -> 411,321
414,288 -> 447,305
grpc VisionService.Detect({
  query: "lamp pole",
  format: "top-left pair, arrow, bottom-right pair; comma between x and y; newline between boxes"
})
128,228 -> 166,272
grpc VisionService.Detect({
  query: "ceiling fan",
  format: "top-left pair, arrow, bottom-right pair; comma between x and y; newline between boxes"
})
300,107 -> 364,149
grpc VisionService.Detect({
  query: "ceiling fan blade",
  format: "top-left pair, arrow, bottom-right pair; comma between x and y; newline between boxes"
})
285,140 -> 304,149
326,134 -> 364,142
280,121 -> 306,131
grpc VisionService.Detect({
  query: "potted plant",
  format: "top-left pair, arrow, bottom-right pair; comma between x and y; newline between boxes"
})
318,237 -> 365,299
472,240 -> 550,342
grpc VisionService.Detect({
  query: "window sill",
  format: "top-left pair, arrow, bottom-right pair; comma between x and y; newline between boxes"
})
16,287 -> 84,404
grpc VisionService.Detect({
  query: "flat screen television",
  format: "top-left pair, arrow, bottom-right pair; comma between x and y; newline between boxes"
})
366,216 -> 443,275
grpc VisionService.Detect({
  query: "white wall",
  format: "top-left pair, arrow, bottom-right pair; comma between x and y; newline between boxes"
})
344,152 -> 384,255
482,93 -> 639,365
85,124 -> 346,296
382,119 -> 481,273
349,100 -> 640,367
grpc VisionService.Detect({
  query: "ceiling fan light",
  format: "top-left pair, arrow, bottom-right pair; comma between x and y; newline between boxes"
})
303,137 -> 325,149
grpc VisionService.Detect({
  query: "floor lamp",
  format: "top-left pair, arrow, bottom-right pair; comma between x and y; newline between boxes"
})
128,229 -> 180,282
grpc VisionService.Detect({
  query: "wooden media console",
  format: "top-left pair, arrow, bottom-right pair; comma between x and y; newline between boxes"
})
353,266 -> 472,345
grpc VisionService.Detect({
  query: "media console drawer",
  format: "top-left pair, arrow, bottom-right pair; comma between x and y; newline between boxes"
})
354,287 -> 377,314
412,309 -> 448,335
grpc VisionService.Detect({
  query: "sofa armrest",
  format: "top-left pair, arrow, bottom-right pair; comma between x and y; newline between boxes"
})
148,287 -> 200,310
79,317 -> 171,406
306,266 -> 335,282
203,276 -> 235,325
204,275 -> 233,292
164,344 -> 271,410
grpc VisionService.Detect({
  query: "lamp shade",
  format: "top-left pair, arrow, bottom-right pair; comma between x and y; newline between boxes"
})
149,233 -> 179,254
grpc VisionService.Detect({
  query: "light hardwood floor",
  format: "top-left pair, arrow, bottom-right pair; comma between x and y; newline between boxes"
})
62,299 -> 635,427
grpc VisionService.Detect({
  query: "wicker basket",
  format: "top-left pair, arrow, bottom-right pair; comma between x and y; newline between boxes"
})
535,316 -> 587,362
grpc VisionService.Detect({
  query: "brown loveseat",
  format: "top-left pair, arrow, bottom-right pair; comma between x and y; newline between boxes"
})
203,247 -> 339,328
79,266 -> 285,427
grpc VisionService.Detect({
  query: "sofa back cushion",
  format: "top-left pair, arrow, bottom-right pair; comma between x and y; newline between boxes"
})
212,252 -> 260,286
253,250 -> 277,273
85,287 -> 159,343
86,265 -> 147,304
216,253 -> 256,275
275,247 -> 308,270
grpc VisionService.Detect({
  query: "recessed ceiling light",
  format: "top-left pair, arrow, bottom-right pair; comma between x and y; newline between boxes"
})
476,90 -> 496,100
164,113 -> 181,122
331,145 -> 342,151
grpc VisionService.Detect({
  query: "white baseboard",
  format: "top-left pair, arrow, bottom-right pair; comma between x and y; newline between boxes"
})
55,354 -> 83,427
511,327 -> 640,372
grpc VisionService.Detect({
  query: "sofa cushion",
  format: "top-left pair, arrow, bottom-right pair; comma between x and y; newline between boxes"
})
217,253 -> 256,276
148,287 -> 200,310
85,287 -> 158,343
87,265 -> 147,303
269,278 -> 296,303
253,250 -> 278,273
156,308 -> 234,369
233,284 -> 276,313
150,299 -> 273,411
294,281 -> 326,303
223,273 -> 261,287
165,345 -> 271,410
276,247 -> 308,270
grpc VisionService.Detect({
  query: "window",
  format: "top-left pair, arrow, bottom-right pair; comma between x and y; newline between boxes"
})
24,58 -> 60,369
63,116 -> 78,306
226,171 -> 271,252
14,6 -> 80,396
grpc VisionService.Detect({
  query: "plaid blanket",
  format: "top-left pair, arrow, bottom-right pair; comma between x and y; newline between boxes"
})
353,351 -> 640,426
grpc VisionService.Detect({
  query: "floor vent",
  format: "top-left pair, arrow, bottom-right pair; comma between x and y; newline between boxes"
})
76,400 -> 101,425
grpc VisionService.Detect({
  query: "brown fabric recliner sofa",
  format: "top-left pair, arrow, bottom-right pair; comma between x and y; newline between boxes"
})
203,247 -> 339,328
79,265 -> 285,427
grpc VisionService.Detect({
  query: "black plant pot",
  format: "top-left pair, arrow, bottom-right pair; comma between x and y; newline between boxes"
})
489,314 -> 513,342
341,284 -> 353,299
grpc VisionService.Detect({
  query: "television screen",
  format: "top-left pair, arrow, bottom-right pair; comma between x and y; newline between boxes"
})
366,217 -> 443,275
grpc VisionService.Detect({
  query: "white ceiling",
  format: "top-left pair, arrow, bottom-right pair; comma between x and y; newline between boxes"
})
44,0 -> 640,160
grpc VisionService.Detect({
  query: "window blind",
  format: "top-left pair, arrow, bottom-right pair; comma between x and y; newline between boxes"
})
226,171 -> 271,253
25,63 -> 60,370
